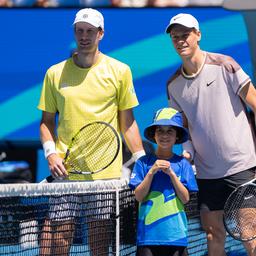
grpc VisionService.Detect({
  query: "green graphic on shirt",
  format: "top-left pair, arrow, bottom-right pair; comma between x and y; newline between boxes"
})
143,191 -> 184,225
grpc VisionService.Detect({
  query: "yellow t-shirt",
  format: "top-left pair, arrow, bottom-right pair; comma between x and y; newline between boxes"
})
38,53 -> 139,180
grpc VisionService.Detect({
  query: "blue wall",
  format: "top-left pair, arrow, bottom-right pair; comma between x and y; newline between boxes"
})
0,8 -> 252,180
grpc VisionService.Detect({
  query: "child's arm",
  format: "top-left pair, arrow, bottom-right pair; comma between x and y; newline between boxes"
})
164,168 -> 190,204
134,160 -> 170,202
134,170 -> 154,202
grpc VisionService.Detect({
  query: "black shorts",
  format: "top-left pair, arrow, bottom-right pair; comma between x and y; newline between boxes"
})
197,167 -> 256,211
136,245 -> 187,256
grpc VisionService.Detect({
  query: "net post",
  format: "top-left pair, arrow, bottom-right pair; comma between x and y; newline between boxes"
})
115,185 -> 120,256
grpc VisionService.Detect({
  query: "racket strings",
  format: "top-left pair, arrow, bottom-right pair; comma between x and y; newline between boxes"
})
224,184 -> 256,241
65,123 -> 119,174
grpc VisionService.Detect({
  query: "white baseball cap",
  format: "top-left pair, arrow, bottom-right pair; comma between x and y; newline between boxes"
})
73,8 -> 104,30
165,13 -> 199,33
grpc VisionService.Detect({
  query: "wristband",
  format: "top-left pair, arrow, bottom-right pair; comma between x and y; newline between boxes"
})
43,141 -> 57,159
182,140 -> 195,160
132,150 -> 146,162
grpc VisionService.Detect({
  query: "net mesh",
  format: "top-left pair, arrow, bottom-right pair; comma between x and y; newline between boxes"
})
0,181 -> 246,256
185,193 -> 246,255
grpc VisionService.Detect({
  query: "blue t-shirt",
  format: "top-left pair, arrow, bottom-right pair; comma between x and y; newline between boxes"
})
129,154 -> 198,246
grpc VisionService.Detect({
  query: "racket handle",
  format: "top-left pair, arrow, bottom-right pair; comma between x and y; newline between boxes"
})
46,175 -> 55,182
40,175 -> 66,183
40,175 -> 54,183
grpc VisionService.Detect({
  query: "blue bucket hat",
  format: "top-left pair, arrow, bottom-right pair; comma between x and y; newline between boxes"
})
144,108 -> 188,144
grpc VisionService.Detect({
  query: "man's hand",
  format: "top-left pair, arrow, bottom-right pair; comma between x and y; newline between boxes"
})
47,154 -> 68,179
182,140 -> 194,162
182,151 -> 193,161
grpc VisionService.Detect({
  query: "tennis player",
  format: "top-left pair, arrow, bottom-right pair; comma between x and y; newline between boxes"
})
129,108 -> 198,256
165,13 -> 256,256
37,8 -> 145,255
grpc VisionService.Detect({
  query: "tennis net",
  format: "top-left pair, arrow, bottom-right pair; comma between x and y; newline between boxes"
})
0,180 -> 246,256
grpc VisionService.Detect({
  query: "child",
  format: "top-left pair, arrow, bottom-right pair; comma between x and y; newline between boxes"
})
129,108 -> 198,256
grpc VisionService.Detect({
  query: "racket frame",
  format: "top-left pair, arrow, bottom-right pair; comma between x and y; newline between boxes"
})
64,121 -> 120,175
223,177 -> 256,241
41,121 -> 120,183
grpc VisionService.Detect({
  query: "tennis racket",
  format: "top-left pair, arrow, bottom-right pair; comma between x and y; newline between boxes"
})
223,177 -> 256,241
43,121 -> 120,183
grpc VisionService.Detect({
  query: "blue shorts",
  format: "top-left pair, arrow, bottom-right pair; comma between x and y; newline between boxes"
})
197,167 -> 256,211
